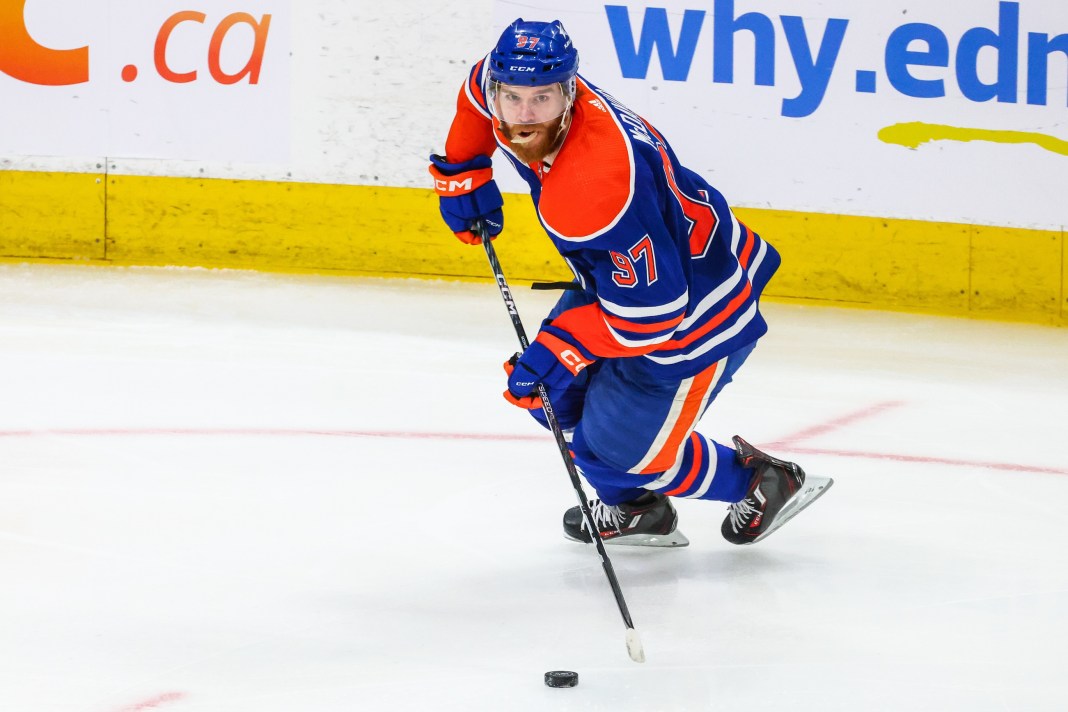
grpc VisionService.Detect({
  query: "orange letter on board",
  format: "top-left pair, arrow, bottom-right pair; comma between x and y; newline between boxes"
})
0,0 -> 88,85
155,10 -> 206,83
208,13 -> 271,84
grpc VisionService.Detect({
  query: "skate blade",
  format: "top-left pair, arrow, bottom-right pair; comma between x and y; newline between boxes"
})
565,529 -> 690,548
609,529 -> 690,547
749,476 -> 834,545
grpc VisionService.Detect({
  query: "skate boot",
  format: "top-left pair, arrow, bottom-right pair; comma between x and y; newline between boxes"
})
563,492 -> 689,547
721,435 -> 832,544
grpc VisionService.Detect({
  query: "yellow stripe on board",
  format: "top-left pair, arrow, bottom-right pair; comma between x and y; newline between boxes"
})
104,174 -> 570,284
0,169 -> 105,260
879,122 -> 1068,157
0,170 -> 1065,326
745,208 -> 1065,325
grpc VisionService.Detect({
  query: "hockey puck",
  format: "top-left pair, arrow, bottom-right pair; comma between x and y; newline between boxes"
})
544,670 -> 578,688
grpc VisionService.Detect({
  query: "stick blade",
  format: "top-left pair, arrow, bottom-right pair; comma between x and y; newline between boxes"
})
626,628 -> 646,663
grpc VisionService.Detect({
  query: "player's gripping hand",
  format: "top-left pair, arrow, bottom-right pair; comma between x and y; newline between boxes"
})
428,154 -> 504,245
503,327 -> 595,409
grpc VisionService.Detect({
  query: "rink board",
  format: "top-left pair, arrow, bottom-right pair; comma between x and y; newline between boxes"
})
0,170 -> 1065,326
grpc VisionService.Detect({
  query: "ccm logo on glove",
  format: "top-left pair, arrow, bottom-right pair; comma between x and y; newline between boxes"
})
427,153 -> 504,245
503,328 -> 596,409
434,174 -> 484,195
558,348 -> 588,374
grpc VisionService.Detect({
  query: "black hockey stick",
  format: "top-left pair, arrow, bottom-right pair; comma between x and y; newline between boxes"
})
475,223 -> 645,664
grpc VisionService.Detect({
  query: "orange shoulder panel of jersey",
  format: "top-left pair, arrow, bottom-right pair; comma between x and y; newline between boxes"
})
538,82 -> 634,241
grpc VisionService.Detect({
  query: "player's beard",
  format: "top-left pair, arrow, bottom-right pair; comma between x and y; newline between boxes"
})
501,114 -> 568,164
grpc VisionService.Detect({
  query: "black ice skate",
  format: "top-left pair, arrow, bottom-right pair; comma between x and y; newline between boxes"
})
564,492 -> 689,547
721,435 -> 833,545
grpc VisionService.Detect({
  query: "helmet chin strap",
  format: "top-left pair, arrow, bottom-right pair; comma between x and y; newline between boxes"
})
556,82 -> 576,141
557,106 -> 572,138
547,108 -> 573,159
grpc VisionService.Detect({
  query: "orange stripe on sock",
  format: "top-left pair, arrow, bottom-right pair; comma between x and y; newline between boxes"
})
639,361 -> 720,474
662,432 -> 703,496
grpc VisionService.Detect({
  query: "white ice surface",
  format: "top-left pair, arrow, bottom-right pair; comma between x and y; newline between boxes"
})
1,264 -> 1066,712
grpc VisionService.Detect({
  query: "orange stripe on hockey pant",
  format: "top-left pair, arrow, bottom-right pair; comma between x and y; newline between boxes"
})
662,432 -> 704,496
639,361 -> 720,474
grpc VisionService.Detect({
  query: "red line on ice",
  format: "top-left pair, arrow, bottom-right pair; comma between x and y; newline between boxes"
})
773,445 -> 1068,476
112,692 -> 186,712
0,426 -> 548,442
761,400 -> 1068,475
0,424 -> 1063,476
769,400 -> 906,447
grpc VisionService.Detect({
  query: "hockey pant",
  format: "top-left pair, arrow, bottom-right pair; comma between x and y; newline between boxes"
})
527,341 -> 758,507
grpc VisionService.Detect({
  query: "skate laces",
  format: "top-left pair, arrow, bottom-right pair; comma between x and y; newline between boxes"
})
583,500 -> 624,532
726,497 -> 760,533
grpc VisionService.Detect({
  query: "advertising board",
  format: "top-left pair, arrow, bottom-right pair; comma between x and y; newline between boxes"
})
491,0 -> 1068,229
0,0 -> 290,164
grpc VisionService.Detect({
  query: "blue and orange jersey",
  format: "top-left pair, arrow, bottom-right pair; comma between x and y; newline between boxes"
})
444,60 -> 781,379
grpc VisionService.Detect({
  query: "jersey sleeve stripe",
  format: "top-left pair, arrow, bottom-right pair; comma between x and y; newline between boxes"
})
605,321 -> 677,348
738,222 -> 756,268
645,302 -> 759,365
647,223 -> 769,366
748,239 -> 770,279
603,311 -> 685,334
669,282 -> 752,350
599,291 -> 689,318
677,266 -> 742,330
729,209 -> 742,254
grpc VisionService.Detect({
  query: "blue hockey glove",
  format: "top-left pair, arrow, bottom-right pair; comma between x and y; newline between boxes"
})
428,154 -> 504,245
503,326 -> 596,409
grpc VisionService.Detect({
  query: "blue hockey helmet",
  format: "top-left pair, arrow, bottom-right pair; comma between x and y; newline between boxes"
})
488,19 -> 579,86
487,20 -> 579,126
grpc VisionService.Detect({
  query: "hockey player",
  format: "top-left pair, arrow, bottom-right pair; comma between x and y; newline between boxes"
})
429,19 -> 830,546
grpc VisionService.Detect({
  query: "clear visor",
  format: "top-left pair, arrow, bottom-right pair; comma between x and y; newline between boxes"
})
488,79 -> 575,126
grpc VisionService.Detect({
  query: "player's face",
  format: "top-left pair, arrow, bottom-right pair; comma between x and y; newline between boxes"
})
490,81 -> 573,164
499,113 -> 566,164
491,84 -> 567,126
